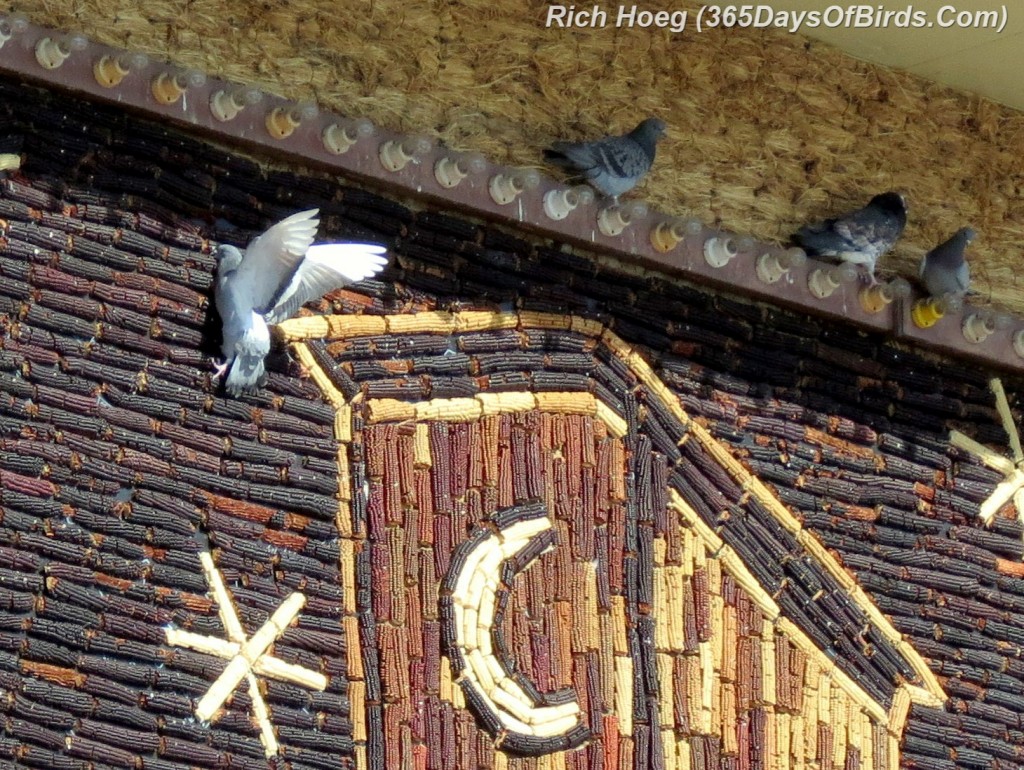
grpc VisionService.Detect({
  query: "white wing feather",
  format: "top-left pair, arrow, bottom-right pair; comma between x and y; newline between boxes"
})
265,243 -> 388,324
230,209 -> 321,313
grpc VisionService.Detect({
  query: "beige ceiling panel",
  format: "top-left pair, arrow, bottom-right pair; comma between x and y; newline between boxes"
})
909,33 -> 1024,108
763,1 -> 1024,110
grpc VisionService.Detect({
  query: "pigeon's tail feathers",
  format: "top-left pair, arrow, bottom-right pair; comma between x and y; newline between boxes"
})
266,243 -> 389,324
224,312 -> 271,396
544,142 -> 599,172
542,146 -> 570,164
540,148 -> 587,186
225,359 -> 265,396
793,221 -> 841,256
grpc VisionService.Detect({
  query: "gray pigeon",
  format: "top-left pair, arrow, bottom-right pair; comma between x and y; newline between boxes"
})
919,227 -> 973,298
794,192 -> 907,284
214,208 -> 388,396
543,117 -> 666,202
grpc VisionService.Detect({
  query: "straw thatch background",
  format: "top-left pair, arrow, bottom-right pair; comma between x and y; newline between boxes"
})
13,0 -> 1024,313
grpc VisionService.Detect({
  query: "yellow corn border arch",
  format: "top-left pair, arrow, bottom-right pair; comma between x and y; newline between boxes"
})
278,309 -> 946,769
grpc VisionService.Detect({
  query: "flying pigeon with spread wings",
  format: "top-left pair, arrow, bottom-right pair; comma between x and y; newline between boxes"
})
214,208 -> 388,396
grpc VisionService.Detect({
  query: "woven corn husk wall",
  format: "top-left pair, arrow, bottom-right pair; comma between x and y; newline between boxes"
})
17,0 -> 1024,315
1,73 -> 1023,770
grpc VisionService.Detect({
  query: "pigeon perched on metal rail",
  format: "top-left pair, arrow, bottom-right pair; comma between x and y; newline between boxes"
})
543,117 -> 666,202
794,192 -> 907,285
214,208 -> 388,396
919,227 -> 974,298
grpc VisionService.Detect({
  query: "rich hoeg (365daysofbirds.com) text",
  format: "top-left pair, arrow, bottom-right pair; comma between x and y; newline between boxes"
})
544,5 -> 1009,34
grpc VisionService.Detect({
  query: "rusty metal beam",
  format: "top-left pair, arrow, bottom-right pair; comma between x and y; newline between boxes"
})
0,19 -> 1020,373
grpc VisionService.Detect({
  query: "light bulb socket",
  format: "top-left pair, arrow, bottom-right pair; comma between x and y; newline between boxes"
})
757,248 -> 806,284
151,71 -> 190,105
210,91 -> 242,122
266,106 -> 303,139
94,55 -> 131,88
543,188 -> 584,220
380,136 -> 433,172
210,87 -> 259,122
650,219 -> 688,253
962,312 -> 997,344
435,152 -> 485,188
651,216 -> 700,253
0,14 -> 28,45
323,119 -> 375,155
860,278 -> 910,314
324,123 -> 358,155
703,236 -> 738,268
808,263 -> 857,299
597,202 -> 645,237
911,297 -> 946,328
488,169 -> 539,205
35,36 -> 84,69
1014,330 -> 1024,359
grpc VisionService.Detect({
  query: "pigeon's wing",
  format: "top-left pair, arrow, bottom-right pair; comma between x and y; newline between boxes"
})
224,312 -> 271,396
832,206 -> 902,255
954,262 -> 971,294
544,143 -> 582,168
603,137 -> 653,176
230,209 -> 321,314
265,243 -> 389,324
550,136 -> 648,177
924,258 -> 971,296
794,218 -> 842,255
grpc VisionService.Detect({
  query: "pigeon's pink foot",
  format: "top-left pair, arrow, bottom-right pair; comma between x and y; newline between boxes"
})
211,360 -> 229,380
858,269 -> 879,287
